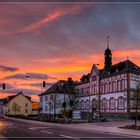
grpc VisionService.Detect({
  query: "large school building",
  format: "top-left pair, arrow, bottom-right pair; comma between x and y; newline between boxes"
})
75,44 -> 140,120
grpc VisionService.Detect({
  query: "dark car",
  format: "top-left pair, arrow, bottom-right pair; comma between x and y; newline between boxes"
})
0,115 -> 4,118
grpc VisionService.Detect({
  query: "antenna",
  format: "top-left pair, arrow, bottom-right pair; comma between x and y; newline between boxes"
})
107,36 -> 110,48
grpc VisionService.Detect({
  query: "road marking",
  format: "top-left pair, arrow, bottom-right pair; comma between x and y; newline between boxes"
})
28,128 -> 36,131
28,127 -> 50,130
41,130 -> 53,134
60,134 -> 73,139
8,123 -> 14,126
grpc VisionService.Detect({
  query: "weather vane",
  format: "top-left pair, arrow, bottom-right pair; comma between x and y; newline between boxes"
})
107,36 -> 110,48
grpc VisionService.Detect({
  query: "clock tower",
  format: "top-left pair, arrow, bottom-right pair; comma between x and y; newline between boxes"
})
104,36 -> 112,69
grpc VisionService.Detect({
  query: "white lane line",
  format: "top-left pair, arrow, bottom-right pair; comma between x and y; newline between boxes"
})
28,127 -> 50,130
60,134 -> 73,139
41,130 -> 53,134
8,123 -> 14,126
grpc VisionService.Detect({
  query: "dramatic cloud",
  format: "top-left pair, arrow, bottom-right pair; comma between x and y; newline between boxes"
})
0,3 -> 140,100
2,88 -> 39,94
22,82 -> 54,87
18,5 -> 82,33
0,65 -> 18,72
3,73 -> 57,80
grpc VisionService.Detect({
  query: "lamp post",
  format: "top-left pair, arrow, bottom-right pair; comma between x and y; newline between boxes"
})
25,75 -> 46,115
96,64 -> 101,122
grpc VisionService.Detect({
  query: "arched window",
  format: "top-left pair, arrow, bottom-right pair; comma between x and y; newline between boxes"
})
85,99 -> 90,109
109,98 -> 115,109
121,80 -> 125,90
102,98 -> 107,110
118,97 -> 125,109
81,100 -> 84,110
117,80 -> 120,91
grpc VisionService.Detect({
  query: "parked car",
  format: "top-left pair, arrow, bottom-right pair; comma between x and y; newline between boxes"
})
0,115 -> 5,118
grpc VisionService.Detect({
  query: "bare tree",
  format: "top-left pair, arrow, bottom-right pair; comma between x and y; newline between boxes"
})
12,102 -> 21,115
130,84 -> 140,127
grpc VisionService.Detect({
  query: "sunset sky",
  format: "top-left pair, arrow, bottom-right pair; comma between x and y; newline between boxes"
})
0,2 -> 140,101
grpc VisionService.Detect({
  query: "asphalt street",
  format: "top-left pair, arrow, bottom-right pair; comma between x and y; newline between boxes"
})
0,117 -> 139,140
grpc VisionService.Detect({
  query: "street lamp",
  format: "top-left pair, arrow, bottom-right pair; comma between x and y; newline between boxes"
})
96,64 -> 101,122
25,75 -> 46,93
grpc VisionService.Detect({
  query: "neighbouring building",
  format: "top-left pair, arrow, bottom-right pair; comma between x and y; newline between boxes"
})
32,101 -> 40,115
0,98 -> 7,115
6,92 -> 32,116
75,43 -> 140,120
39,78 -> 76,118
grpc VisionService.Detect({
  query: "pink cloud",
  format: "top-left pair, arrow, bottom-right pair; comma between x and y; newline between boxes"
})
18,5 -> 82,33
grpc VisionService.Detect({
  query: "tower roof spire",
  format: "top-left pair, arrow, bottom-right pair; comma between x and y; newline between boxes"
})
107,36 -> 110,49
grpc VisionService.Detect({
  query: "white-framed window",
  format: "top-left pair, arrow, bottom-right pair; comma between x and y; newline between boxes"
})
121,79 -> 125,90
45,105 -> 48,111
109,82 -> 112,92
102,84 -> 104,93
109,98 -> 115,109
118,97 -> 125,109
106,83 -> 109,93
112,81 -> 117,92
81,100 -> 84,110
117,80 -> 120,91
45,96 -> 48,102
102,98 -> 107,110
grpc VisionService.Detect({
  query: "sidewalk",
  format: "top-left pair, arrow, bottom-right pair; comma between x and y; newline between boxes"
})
63,120 -> 140,137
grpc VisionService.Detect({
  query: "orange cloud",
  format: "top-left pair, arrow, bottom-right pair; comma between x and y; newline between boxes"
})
113,49 -> 140,66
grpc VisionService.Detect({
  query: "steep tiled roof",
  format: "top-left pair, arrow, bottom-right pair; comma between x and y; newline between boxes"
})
39,79 -> 76,96
102,59 -> 140,76
77,59 -> 140,84
6,92 -> 31,102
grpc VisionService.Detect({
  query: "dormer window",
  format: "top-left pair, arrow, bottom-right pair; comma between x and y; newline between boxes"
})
92,75 -> 97,81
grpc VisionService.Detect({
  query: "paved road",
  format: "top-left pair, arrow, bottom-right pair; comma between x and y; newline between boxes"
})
0,118 -> 138,140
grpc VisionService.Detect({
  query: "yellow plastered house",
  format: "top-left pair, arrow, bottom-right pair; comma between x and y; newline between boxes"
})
7,92 -> 32,116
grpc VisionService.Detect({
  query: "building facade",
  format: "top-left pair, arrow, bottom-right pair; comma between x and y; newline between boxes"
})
6,92 -> 32,116
75,46 -> 140,120
31,101 -> 40,115
0,98 -> 7,115
39,78 -> 75,118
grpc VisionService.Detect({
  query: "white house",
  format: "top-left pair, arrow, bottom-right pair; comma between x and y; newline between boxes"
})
39,78 -> 75,119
